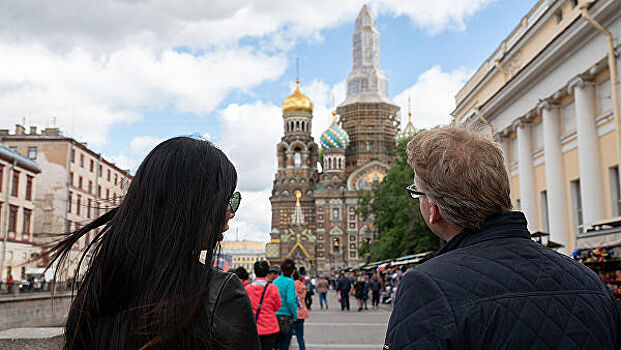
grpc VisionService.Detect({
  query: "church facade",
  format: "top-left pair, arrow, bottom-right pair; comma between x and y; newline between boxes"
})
266,5 -> 408,275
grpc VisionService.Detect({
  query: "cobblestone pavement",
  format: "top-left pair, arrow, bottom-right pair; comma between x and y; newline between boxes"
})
289,291 -> 391,350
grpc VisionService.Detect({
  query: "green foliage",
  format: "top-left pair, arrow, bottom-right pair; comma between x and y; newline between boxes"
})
357,137 -> 439,262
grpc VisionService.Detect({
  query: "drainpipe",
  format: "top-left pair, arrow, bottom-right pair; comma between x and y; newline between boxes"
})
474,105 -> 495,135
1,159 -> 17,279
580,3 -> 621,190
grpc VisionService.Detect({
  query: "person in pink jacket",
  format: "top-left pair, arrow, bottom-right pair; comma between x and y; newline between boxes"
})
287,270 -> 308,350
246,261 -> 282,350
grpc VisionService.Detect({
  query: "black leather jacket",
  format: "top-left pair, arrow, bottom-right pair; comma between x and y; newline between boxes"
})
208,269 -> 260,350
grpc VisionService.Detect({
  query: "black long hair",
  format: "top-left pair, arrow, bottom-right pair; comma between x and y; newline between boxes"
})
46,137 -> 237,349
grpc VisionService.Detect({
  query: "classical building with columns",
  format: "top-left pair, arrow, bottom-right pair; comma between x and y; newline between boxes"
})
452,0 -> 621,254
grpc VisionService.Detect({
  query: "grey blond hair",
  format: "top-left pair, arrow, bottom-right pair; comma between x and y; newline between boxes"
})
406,126 -> 512,230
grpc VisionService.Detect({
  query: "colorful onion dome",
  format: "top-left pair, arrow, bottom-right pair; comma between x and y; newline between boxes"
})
396,111 -> 416,143
282,79 -> 313,114
320,111 -> 350,150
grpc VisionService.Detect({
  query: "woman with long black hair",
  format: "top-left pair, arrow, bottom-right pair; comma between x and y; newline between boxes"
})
46,137 -> 260,349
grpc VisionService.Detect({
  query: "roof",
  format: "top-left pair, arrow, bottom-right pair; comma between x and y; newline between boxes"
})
0,143 -> 41,173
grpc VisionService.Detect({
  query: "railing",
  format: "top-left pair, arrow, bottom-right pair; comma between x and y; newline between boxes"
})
0,280 -> 78,296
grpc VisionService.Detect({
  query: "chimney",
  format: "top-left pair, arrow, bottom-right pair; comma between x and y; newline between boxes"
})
15,124 -> 26,135
29,126 -> 37,135
42,128 -> 61,136
0,130 -> 9,137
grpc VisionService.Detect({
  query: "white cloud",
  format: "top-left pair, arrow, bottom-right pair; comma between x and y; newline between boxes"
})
128,136 -> 164,156
394,65 -> 471,130
224,190 -> 273,242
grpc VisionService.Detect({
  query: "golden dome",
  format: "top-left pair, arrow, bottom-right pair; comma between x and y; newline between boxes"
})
282,79 -> 313,114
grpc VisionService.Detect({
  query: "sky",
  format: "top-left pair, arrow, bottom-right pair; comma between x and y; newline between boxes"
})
0,0 -> 538,242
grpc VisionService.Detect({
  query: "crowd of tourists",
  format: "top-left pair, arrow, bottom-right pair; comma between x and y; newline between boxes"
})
41,129 -> 620,349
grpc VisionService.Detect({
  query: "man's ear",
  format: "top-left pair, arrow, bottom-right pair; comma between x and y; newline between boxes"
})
428,200 -> 442,224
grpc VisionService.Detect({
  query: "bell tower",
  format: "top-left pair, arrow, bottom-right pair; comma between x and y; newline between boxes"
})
269,79 -> 319,262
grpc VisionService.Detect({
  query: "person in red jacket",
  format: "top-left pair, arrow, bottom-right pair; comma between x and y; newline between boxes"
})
246,260 -> 282,350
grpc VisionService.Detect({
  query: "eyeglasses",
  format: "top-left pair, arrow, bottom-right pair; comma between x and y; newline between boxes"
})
229,191 -> 241,213
406,184 -> 425,199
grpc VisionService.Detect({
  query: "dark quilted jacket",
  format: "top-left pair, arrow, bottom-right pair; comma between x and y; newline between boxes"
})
384,211 -> 621,350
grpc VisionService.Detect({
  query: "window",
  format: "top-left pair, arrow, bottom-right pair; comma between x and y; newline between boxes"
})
540,191 -> 549,233
77,195 -> 82,215
99,165 -> 103,177
78,176 -> 83,190
597,79 -> 612,115
350,251 -> 356,258
68,192 -> 73,213
349,214 -> 355,221
350,235 -> 356,241
70,149 -> 75,163
294,150 -> 301,168
349,223 -> 355,229
79,154 -> 84,168
22,209 -> 31,240
70,172 -> 74,187
318,234 -> 323,240
27,147 -> 37,159
0,165 -> 3,190
90,159 -> 94,172
570,179 -> 583,234
318,207 -> 323,211
106,189 -> 110,200
8,205 -> 18,233
25,176 -> 33,201
8,146 -> 18,153
555,9 -> 562,23
115,174 -> 118,185
87,199 -> 92,218
318,214 -> 323,220
332,238 -> 340,253
332,208 -> 339,220
561,101 -> 576,134
11,171 -> 19,197
350,243 -> 356,249
107,169 -> 111,181
609,166 -> 621,216
349,207 -> 355,212
571,0 -> 578,8
88,180 -> 93,194
97,185 -> 101,198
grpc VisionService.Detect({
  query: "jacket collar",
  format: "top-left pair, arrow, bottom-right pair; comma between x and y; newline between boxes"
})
436,211 -> 530,257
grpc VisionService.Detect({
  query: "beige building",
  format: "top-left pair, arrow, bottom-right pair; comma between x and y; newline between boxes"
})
220,240 -> 266,271
0,143 -> 41,280
0,125 -> 132,276
452,0 -> 621,254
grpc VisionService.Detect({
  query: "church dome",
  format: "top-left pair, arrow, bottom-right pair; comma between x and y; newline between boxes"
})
396,111 -> 416,143
320,111 -> 350,150
282,79 -> 313,114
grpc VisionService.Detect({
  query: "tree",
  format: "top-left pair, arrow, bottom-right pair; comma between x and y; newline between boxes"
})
357,138 -> 439,262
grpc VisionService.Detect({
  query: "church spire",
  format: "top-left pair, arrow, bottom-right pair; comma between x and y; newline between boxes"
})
341,4 -> 391,106
291,191 -> 305,226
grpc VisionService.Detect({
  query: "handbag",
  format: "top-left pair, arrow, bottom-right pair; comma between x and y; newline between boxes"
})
276,314 -> 293,336
254,282 -> 270,321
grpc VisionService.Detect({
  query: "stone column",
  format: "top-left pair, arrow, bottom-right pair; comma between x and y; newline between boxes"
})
570,77 -> 604,229
539,100 -> 570,252
517,120 -> 539,232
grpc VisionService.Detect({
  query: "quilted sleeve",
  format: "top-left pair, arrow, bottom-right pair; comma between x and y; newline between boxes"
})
383,269 -> 455,350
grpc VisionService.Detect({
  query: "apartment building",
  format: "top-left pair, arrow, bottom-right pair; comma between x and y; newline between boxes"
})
0,143 -> 41,280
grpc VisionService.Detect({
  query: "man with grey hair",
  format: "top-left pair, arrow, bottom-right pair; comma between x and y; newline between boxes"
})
383,126 -> 620,349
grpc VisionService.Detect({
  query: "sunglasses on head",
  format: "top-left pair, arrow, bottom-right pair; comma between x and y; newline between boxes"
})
229,191 -> 241,213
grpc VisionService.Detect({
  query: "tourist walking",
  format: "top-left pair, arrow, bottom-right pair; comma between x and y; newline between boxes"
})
285,270 -> 308,350
354,276 -> 366,312
336,274 -> 351,311
384,126 -> 621,349
45,137 -> 260,349
246,261 -> 282,350
361,277 -> 369,310
316,276 -> 329,310
273,259 -> 297,350
234,266 -> 250,287
369,276 -> 381,308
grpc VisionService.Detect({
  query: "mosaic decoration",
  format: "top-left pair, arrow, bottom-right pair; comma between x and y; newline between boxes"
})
320,119 -> 350,150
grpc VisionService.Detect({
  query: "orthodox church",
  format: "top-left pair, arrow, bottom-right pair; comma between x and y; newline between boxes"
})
266,5 -> 414,274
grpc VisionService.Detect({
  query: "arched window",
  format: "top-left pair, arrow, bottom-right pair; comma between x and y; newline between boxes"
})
328,157 -> 332,170
294,147 -> 302,168
332,238 -> 340,253
338,158 -> 342,169
296,121 -> 300,131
